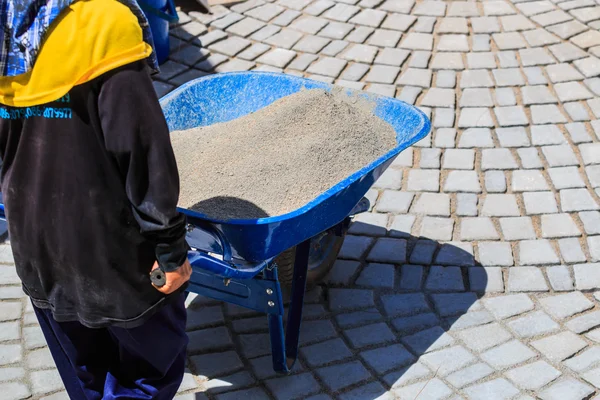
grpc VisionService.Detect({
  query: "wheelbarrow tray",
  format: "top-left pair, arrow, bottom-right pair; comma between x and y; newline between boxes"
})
160,72 -> 430,263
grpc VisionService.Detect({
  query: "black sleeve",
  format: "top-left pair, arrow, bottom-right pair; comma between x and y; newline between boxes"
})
97,61 -> 188,272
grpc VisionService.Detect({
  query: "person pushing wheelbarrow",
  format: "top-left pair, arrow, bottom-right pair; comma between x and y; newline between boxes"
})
0,1 -> 193,398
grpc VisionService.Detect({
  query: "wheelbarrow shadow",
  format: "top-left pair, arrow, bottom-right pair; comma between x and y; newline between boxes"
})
183,201 -> 491,399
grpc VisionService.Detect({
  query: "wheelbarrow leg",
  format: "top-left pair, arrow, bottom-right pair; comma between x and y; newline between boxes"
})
267,239 -> 311,374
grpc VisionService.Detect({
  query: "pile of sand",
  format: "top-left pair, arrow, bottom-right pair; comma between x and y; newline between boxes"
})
170,89 -> 397,220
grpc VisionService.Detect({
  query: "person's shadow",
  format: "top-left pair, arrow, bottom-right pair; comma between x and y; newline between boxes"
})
183,196 -> 488,400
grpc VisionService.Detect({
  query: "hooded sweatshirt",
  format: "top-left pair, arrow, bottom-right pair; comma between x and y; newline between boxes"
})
0,0 -> 189,328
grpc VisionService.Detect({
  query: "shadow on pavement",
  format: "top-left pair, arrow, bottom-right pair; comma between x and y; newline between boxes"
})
185,220 -> 488,399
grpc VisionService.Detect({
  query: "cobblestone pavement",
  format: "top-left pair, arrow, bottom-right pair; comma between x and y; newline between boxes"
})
5,0 -> 600,398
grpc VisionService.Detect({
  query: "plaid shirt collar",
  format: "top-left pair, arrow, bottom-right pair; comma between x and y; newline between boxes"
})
0,0 -> 158,77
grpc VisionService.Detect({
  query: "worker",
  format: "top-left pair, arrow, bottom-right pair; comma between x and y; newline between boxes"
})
0,1 -> 192,398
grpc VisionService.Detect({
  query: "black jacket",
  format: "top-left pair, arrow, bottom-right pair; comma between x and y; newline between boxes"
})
0,61 -> 189,328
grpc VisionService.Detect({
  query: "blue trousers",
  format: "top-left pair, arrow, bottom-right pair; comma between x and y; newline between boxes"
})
33,293 -> 188,400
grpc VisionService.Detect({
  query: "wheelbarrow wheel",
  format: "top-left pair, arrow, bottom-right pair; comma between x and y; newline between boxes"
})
275,223 -> 347,293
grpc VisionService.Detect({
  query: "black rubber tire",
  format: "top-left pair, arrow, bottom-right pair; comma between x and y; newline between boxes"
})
275,226 -> 347,291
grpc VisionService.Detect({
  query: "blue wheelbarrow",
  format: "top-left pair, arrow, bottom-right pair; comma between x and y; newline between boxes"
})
3,72 -> 431,374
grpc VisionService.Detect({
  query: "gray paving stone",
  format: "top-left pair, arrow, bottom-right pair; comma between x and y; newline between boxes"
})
549,43 -> 588,64
539,377 -> 595,400
524,28 -> 561,47
339,63 -> 369,81
460,218 -> 500,241
431,52 -> 465,70
325,260 -> 360,285
432,293 -> 481,317
580,211 -> 600,234
397,86 -> 422,104
356,263 -> 394,288
508,310 -> 560,338
365,65 -> 401,84
460,70 -> 494,88
381,293 -> 430,317
367,238 -> 406,263
328,288 -> 374,311
495,88 -> 517,106
335,309 -> 382,329
381,13 -> 417,32
482,194 -> 521,216
393,378 -> 453,399
508,267 -> 550,292
434,108 -> 455,128
458,108 -> 494,128
567,311 -> 600,334
322,3 -> 360,22
541,213 -> 581,238
580,143 -> 600,166
512,170 -> 549,192
436,70 -> 456,88
445,363 -> 493,390
306,57 -> 347,77
399,265 -> 423,290
344,26 -> 374,44
191,351 -> 243,378
469,267 -> 505,293
446,310 -> 495,331
564,346 -> 600,372
494,106 -> 529,127
458,128 -> 494,148
540,291 -> 594,319
437,34 -> 469,52
256,48 -> 296,68
376,191 -> 414,214
485,170 -> 507,193
344,322 -> 396,348
341,44 -> 379,64
533,331 -> 588,362
444,171 -> 481,193
409,239 -> 438,265
402,326 -> 455,355
482,340 -> 537,369
549,166 -> 586,189
506,361 -> 562,390
359,344 -> 415,375
392,313 -> 439,335
524,191 -> 559,214
420,217 -> 455,241
565,102 -> 592,122
434,129 -> 456,148
520,47 -> 557,67
590,236 -> 600,262
339,235 -> 374,259
265,373 -> 320,400
547,264 -> 576,290
471,16 -> 500,33
457,322 -> 512,352
561,188 -> 600,211
478,242 -> 513,266
555,82 -> 594,102
495,127 -> 529,148
293,35 -> 331,53
396,68 -> 432,88
301,338 -> 352,367
420,346 -> 476,376
482,149 -> 520,170
460,88 -> 493,107
367,29 -> 401,47
483,293 -> 534,320
31,369 -> 63,396
425,266 -> 464,292
519,239 -> 560,265
575,57 -> 600,78
521,85 -> 558,105
531,124 -> 567,146
493,32 -> 527,50
497,50 -> 519,68
524,66 -> 549,85
0,382 -> 30,400
411,193 -> 450,216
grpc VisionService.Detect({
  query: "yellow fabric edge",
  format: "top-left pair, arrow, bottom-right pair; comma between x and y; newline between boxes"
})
0,43 -> 153,108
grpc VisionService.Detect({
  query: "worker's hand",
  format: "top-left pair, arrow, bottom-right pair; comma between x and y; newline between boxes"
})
151,259 -> 192,294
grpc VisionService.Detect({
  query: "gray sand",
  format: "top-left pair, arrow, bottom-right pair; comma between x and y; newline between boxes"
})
170,89 -> 397,220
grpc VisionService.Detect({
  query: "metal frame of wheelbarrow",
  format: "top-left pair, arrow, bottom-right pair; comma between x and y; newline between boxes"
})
181,197 -> 369,374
